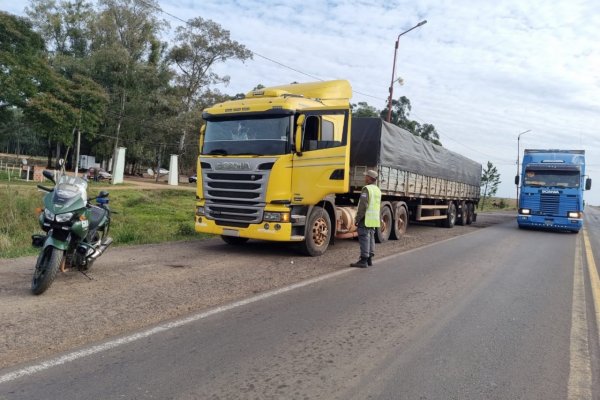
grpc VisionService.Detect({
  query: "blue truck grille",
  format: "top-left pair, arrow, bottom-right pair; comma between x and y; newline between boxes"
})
522,192 -> 579,216
540,194 -> 559,214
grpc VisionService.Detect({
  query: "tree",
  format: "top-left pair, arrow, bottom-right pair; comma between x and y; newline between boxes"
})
90,0 -> 168,168
480,161 -> 501,210
0,12 -> 47,113
351,102 -> 379,118
167,16 -> 252,154
380,95 -> 442,146
415,123 -> 441,146
25,0 -> 95,57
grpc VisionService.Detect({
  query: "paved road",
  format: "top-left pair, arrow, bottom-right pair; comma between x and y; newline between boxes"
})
1,211 -> 599,399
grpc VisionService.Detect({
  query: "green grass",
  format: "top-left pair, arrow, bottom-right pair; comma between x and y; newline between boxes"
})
0,184 -> 206,259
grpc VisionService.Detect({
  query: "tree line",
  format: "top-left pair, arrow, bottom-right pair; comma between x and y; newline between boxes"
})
0,0 -> 443,175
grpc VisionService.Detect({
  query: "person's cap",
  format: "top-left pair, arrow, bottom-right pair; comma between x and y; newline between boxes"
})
364,170 -> 378,180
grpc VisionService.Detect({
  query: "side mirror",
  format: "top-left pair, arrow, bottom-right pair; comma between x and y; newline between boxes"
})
585,178 -> 592,190
514,175 -> 519,185
294,115 -> 306,156
199,124 -> 206,153
58,159 -> 64,167
43,170 -> 55,183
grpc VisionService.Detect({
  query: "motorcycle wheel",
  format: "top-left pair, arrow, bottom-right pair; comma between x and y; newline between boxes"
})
31,246 -> 64,295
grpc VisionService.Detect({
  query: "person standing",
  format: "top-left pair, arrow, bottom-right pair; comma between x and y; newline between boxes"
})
351,169 -> 381,268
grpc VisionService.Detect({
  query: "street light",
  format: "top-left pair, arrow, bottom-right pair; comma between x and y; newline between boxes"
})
516,129 -> 532,203
386,20 -> 427,123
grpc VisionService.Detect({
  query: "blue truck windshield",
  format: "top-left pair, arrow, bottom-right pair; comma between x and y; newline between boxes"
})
524,169 -> 580,188
202,116 -> 291,156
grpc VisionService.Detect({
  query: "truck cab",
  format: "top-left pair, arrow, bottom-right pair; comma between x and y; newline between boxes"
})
195,80 -> 352,256
517,149 -> 592,232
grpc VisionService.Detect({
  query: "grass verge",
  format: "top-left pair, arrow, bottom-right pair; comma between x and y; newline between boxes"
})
0,183 -> 205,259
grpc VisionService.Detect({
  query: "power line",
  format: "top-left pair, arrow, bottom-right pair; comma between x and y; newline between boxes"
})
133,0 -> 513,165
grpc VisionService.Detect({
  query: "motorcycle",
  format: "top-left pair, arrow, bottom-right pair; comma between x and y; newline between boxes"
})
31,160 -> 113,295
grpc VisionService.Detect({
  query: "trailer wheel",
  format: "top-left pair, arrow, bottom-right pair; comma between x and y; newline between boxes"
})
466,203 -> 474,225
443,202 -> 456,228
456,201 -> 467,226
299,206 -> 331,256
390,205 -> 407,240
375,206 -> 393,243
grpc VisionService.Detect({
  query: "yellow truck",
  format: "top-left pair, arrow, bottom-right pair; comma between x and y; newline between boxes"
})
194,80 -> 481,256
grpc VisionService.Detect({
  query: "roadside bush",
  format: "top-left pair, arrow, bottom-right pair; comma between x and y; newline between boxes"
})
177,222 -> 195,236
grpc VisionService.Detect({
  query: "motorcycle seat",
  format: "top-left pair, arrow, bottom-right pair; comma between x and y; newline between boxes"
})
89,205 -> 108,230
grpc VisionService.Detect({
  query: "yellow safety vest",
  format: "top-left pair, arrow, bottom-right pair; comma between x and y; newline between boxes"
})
365,184 -> 381,228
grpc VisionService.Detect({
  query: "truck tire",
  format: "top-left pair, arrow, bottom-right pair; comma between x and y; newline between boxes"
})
466,203 -> 474,225
456,201 -> 467,226
390,205 -> 408,240
299,206 -> 331,256
375,206 -> 393,243
443,202 -> 456,228
221,236 -> 249,245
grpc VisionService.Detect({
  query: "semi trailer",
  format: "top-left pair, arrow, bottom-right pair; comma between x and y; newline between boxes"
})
194,80 -> 481,255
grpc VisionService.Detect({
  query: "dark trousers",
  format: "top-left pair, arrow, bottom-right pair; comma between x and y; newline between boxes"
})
357,222 -> 375,259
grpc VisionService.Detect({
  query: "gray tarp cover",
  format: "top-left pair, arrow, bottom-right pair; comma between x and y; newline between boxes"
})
350,118 -> 481,186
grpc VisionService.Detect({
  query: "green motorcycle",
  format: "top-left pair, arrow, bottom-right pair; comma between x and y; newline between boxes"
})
31,162 -> 113,295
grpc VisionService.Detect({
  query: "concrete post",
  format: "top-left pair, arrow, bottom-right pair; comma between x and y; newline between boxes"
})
168,154 -> 179,186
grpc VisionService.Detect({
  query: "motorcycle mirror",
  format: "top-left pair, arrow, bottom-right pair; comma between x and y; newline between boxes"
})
43,170 -> 55,183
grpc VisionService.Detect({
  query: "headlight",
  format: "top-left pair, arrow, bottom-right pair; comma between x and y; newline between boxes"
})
44,209 -> 55,221
263,212 -> 290,222
568,211 -> 581,218
519,208 -> 531,215
55,212 -> 74,222
196,206 -> 205,216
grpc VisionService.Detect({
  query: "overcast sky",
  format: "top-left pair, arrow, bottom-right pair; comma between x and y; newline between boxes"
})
3,0 -> 599,204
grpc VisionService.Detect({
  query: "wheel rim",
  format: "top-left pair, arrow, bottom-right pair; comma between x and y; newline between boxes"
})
396,210 -> 407,234
311,217 -> 329,247
381,212 -> 391,235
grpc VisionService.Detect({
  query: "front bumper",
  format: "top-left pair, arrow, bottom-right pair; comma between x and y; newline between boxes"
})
517,214 -> 583,231
195,216 -> 299,242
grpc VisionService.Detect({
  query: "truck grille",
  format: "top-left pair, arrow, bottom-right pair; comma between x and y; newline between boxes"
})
201,158 -> 274,225
540,193 -> 559,215
521,192 -> 579,216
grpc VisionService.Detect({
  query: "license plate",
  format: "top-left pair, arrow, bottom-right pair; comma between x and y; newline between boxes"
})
223,229 -> 239,237
545,219 -> 553,225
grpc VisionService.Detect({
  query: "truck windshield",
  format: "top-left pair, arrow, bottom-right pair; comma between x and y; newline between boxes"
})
524,170 -> 580,188
202,115 -> 291,156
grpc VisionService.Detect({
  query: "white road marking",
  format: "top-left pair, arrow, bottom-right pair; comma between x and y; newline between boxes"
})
0,227 -> 481,385
0,269 -> 353,384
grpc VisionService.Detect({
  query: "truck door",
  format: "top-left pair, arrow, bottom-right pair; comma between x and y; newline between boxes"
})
291,108 -> 350,205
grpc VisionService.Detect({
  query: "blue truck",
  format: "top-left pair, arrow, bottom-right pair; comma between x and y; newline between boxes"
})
516,149 -> 592,232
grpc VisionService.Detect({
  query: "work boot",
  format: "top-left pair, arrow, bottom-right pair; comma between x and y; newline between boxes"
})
367,253 -> 374,266
351,257 -> 369,268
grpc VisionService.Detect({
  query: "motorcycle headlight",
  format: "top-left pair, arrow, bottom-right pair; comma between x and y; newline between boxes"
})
44,209 -> 55,221
55,212 -> 74,223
